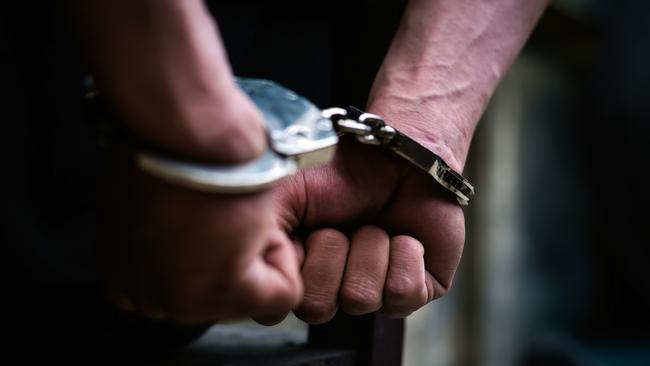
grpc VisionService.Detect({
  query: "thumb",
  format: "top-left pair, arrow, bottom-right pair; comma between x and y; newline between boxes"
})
120,81 -> 268,165
201,87 -> 267,163
274,141 -> 404,231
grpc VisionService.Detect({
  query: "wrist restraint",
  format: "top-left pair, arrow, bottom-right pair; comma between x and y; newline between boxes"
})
90,78 -> 474,206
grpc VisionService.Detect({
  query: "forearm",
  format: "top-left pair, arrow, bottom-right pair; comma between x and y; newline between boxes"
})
69,0 -> 263,161
368,0 -> 548,171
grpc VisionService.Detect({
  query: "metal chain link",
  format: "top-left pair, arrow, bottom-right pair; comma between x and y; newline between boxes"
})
322,106 -> 474,206
322,107 -> 397,146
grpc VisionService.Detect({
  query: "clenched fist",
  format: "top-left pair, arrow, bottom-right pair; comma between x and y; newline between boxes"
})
74,0 -> 304,325
275,137 -> 465,324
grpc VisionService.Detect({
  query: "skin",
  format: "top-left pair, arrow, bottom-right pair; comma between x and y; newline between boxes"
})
276,0 -> 549,324
69,0 -> 548,325
70,0 -> 301,324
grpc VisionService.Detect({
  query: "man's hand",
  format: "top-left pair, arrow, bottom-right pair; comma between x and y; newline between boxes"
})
274,139 -> 465,324
71,0 -> 304,325
274,0 -> 548,324
97,81 -> 303,325
101,156 -> 302,325
71,0 -> 267,162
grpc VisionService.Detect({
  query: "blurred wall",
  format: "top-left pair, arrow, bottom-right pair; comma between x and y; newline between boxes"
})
405,3 -> 650,366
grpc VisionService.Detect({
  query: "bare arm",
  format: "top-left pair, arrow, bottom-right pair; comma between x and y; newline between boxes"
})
368,0 -> 549,171
283,0 -> 550,324
70,0 -> 265,162
67,0 -> 301,324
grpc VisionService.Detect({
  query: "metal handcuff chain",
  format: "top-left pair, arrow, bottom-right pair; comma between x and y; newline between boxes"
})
322,106 -> 474,206
136,78 -> 474,206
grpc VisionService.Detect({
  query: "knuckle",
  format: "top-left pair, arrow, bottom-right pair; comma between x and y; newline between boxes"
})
384,275 -> 421,303
382,275 -> 429,317
307,229 -> 348,251
392,235 -> 425,256
340,280 -> 382,314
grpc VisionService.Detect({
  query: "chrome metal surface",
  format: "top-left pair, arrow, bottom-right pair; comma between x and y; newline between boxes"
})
135,78 -> 339,193
237,78 -> 339,168
137,149 -> 297,193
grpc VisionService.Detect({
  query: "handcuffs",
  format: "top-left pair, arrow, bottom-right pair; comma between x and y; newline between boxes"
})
132,78 -> 474,206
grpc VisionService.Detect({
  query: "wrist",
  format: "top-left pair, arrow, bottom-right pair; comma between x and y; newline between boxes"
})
102,73 -> 266,164
335,105 -> 475,205
366,83 -> 475,173
75,0 -> 266,164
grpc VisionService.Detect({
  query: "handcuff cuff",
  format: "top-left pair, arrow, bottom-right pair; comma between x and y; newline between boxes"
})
127,78 -> 474,206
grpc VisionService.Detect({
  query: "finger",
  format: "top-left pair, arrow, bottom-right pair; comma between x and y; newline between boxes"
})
272,141 -> 404,237
339,226 -> 390,315
161,230 -> 300,326
381,235 -> 429,317
382,174 -> 466,300
245,230 -> 303,322
294,229 -> 349,325
253,236 -> 304,326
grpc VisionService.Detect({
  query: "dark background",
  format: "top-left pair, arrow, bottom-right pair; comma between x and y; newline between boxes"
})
0,1 -> 648,364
